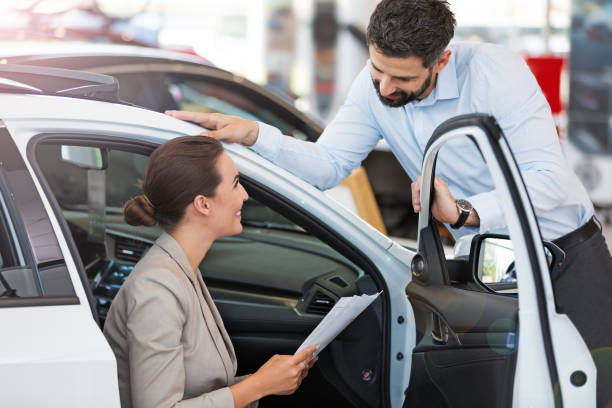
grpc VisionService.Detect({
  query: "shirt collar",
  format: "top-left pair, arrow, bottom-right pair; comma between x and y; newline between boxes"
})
413,49 -> 458,107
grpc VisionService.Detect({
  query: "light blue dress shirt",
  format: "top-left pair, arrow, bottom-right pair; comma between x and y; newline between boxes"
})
251,41 -> 593,241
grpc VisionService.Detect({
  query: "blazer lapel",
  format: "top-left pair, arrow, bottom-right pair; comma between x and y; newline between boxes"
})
197,272 -> 238,373
154,232 -> 236,381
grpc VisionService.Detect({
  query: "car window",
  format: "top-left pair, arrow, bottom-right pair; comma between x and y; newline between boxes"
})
166,75 -> 311,141
36,145 -> 147,212
0,132 -> 76,302
33,138 -> 361,325
0,193 -> 40,299
112,72 -> 312,141
36,143 -> 299,232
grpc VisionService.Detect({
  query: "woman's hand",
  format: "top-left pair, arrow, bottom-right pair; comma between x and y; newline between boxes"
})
252,345 -> 318,396
229,345 -> 318,408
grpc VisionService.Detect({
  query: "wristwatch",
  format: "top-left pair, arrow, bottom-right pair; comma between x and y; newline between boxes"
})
450,199 -> 472,229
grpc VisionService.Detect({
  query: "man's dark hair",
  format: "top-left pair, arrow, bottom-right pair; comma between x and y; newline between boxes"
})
366,0 -> 456,68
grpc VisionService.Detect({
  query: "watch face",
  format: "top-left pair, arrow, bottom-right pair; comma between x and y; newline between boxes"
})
456,199 -> 472,212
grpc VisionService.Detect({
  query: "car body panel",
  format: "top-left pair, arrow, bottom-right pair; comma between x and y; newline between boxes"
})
0,305 -> 120,408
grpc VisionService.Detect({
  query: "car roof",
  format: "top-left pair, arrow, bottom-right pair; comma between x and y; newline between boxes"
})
0,92 -> 200,137
0,41 -> 212,67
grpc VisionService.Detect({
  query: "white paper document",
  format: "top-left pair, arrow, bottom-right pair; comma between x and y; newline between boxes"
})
296,291 -> 382,356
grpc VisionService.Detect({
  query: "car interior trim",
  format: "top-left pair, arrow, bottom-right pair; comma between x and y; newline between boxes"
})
0,295 -> 80,308
240,174 -> 391,408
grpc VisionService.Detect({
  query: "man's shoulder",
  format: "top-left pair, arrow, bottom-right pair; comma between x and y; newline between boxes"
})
453,41 -> 525,73
344,62 -> 377,107
353,63 -> 374,90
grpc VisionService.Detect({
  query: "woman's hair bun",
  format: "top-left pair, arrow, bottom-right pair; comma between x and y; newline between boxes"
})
123,195 -> 157,227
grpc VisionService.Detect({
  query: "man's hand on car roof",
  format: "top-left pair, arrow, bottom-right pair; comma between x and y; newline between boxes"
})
165,110 -> 259,146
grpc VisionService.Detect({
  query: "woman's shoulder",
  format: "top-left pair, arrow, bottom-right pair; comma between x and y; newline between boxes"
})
105,244 -> 190,336
121,245 -> 190,301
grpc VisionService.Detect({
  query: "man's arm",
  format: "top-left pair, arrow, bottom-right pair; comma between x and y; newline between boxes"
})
167,67 -> 382,190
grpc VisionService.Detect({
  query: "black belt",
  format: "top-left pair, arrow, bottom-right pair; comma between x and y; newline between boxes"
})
552,216 -> 601,252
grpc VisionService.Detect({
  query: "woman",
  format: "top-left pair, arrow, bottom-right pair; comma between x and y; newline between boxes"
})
103,136 -> 316,408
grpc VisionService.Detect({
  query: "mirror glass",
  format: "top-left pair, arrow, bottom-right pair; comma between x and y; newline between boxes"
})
60,146 -> 105,170
478,237 -> 517,284
476,236 -> 554,286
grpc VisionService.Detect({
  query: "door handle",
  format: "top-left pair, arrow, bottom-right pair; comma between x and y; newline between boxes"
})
431,314 -> 450,345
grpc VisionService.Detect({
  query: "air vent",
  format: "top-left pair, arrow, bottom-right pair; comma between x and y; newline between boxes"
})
306,291 -> 335,315
114,236 -> 150,263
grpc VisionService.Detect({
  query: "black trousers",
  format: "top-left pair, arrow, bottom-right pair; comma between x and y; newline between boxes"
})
552,221 -> 612,408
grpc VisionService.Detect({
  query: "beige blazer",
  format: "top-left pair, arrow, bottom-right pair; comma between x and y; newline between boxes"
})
104,232 -> 256,408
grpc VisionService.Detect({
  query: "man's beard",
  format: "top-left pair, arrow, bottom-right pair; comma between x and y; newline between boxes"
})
373,69 -> 433,108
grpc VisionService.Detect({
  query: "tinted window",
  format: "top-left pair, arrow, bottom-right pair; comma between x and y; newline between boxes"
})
112,72 -> 312,141
37,145 -> 147,211
36,143 -> 299,235
0,193 -> 40,299
0,131 -> 75,302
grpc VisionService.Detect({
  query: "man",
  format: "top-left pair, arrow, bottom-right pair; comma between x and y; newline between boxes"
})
167,1 -> 611,405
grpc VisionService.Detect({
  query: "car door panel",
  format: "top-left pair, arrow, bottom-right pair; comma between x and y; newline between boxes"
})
404,114 -> 595,407
0,125 -> 119,407
407,282 -> 517,336
404,284 -> 517,408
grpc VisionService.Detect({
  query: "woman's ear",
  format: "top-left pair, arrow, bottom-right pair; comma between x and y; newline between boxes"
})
193,194 -> 211,216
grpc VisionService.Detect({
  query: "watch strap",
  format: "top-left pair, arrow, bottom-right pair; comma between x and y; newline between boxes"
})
451,207 -> 470,229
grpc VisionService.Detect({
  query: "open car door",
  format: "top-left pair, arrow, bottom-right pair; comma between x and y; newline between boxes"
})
404,114 -> 595,407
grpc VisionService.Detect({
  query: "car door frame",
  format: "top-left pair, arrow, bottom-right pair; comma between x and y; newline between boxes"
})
0,122 -> 120,408
416,114 -> 596,407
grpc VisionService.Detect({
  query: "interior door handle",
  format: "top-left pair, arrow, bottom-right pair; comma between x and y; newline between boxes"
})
431,314 -> 450,345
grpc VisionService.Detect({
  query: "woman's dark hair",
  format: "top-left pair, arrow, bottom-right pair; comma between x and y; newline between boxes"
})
366,0 -> 456,68
123,136 -> 224,230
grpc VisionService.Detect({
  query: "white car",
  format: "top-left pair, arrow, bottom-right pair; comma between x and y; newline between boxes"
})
0,65 -> 595,407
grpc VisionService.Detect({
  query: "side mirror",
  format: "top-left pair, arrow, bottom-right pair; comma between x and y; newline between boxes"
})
471,234 -> 564,292
60,146 -> 108,170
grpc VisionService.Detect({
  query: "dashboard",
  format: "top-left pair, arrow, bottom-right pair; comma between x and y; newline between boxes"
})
64,213 -> 362,325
